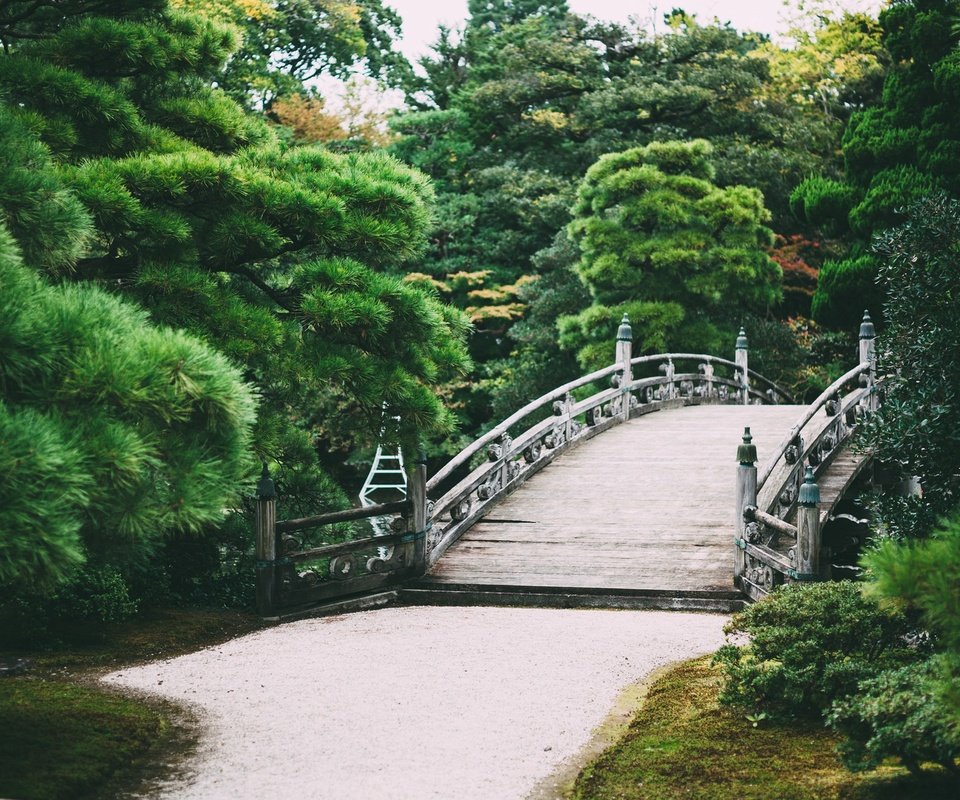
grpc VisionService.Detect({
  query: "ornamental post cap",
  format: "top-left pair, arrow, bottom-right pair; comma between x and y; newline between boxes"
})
859,309 -> 876,340
256,462 -> 277,500
736,326 -> 748,350
736,426 -> 757,465
798,465 -> 820,507
617,313 -> 632,342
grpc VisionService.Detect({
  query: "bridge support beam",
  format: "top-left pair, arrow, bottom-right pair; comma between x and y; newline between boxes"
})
859,310 -> 877,413
409,453 -> 429,576
734,427 -> 757,589
255,463 -> 278,616
616,315 -> 633,420
735,327 -> 749,405
794,467 -> 822,580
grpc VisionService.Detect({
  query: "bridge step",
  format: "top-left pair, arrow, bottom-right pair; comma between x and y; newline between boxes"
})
399,584 -> 746,613
264,590 -> 400,623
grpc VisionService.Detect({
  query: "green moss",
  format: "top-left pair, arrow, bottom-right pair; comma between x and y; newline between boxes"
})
572,657 -> 959,800
0,608 -> 262,799
0,679 -> 165,800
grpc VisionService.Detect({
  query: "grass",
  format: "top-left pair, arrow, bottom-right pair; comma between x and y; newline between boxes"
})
572,656 -> 959,800
0,679 -> 168,800
0,608 -> 263,800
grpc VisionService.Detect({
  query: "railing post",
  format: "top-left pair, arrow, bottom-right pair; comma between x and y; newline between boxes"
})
795,466 -> 821,580
409,450 -> 429,575
616,314 -> 633,421
735,327 -> 749,405
734,427 -> 758,588
255,463 -> 277,616
859,309 -> 877,412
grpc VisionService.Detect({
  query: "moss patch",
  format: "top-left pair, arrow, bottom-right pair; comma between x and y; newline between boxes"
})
0,608 -> 263,800
572,656 -> 958,800
0,679 -> 168,800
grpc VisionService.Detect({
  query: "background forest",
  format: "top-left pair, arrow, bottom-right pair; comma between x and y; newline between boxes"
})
1,0 -> 959,774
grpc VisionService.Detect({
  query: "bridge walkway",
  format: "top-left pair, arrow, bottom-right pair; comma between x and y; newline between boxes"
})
405,404 -> 807,611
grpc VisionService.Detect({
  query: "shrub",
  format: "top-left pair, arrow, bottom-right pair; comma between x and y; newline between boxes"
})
714,581 -> 922,720
828,657 -> 959,774
48,566 -> 139,625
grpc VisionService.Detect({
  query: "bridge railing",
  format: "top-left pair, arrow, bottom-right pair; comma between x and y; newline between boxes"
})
253,463 -> 429,617
253,315 -> 798,616
426,318 -> 793,566
734,311 -> 879,601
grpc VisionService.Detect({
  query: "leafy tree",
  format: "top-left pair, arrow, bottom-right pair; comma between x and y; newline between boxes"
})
0,0 -> 470,516
859,194 -> 960,536
561,140 -> 781,370
467,0 -> 569,33
391,10 -> 854,432
176,0 -> 413,108
865,518 -> 960,749
793,0 -> 960,328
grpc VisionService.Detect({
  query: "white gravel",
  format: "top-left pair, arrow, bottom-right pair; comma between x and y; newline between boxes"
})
103,606 -> 727,800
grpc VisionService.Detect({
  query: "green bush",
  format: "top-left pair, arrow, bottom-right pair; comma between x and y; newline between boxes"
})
48,566 -> 139,625
714,581 -> 922,720
828,657 -> 959,774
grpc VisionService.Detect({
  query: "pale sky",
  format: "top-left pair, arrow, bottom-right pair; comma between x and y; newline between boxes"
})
388,0 -> 886,60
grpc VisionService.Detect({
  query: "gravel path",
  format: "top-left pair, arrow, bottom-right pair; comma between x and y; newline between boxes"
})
103,606 -> 727,800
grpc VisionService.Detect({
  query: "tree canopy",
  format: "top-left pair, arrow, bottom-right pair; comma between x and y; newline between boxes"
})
792,0 -> 960,327
561,139 -> 781,369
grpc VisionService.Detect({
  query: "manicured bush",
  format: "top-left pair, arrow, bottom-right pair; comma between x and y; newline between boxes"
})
714,581 -> 922,720
828,657 -> 959,774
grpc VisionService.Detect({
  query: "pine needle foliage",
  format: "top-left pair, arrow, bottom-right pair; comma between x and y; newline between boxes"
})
0,223 -> 257,588
562,140 -> 781,370
0,0 -> 470,514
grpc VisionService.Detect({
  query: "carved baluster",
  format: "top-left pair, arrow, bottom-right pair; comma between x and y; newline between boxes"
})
616,314 -> 633,421
734,427 -> 758,589
659,358 -> 676,399
735,327 -> 749,405
699,362 -> 715,398
795,467 -> 822,580
255,463 -> 277,616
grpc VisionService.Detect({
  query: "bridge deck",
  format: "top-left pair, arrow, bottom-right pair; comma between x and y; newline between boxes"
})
415,404 -> 805,601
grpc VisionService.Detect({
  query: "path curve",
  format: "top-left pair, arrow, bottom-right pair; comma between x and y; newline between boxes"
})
104,606 -> 727,799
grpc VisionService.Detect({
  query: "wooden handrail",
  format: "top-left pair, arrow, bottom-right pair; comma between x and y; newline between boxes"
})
629,353 -> 795,402
744,505 -> 798,538
426,362 -> 621,493
276,499 -> 409,533
757,362 -> 869,489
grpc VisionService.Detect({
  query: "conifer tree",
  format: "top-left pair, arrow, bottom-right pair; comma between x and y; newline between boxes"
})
0,0 -> 470,512
791,0 -> 960,328
0,225 -> 257,588
562,140 -> 781,369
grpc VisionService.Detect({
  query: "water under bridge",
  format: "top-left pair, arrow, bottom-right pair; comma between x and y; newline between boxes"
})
253,313 -> 880,618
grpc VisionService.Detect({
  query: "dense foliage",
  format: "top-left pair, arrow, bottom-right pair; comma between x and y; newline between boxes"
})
391,6 -> 870,429
714,582 -> 921,722
792,0 -> 960,328
0,0 -> 470,512
0,0 -> 469,620
828,656 -> 960,773
562,139 -> 780,370
859,194 -> 960,535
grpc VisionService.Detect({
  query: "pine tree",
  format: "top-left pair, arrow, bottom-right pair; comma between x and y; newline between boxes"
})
792,0 -> 960,328
562,140 -> 781,370
0,1 -> 470,512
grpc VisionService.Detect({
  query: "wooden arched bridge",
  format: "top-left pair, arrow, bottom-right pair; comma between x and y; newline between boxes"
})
254,313 -> 881,618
